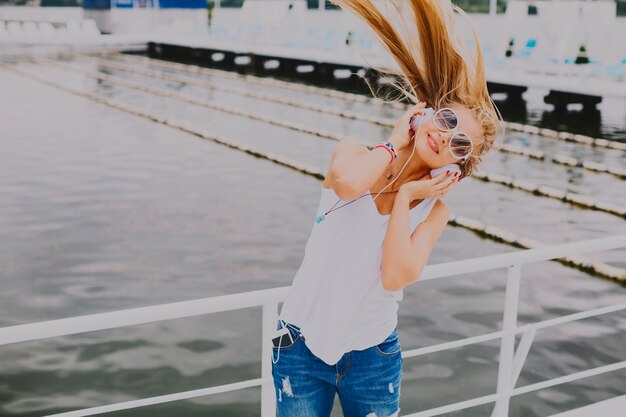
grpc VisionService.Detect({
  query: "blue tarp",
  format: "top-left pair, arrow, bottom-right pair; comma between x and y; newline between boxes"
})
158,0 -> 206,8
83,0 -> 204,9
82,0 -> 111,9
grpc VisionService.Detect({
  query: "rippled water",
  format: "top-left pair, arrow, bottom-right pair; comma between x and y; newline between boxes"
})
0,51 -> 625,417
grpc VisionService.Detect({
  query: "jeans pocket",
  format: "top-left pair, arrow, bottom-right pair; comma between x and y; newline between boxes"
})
272,323 -> 302,351
375,329 -> 401,356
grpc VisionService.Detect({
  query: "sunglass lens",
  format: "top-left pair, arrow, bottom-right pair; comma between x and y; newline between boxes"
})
434,109 -> 458,131
450,132 -> 472,158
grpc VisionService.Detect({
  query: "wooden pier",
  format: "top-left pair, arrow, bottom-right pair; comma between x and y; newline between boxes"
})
146,40 -> 619,112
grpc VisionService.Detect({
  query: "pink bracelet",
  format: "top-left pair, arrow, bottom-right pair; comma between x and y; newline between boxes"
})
372,144 -> 396,165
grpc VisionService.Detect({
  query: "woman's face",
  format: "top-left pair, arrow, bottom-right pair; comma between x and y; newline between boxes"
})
414,105 -> 482,169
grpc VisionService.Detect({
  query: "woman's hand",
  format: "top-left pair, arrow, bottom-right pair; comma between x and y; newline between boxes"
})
388,101 -> 428,151
398,171 -> 459,202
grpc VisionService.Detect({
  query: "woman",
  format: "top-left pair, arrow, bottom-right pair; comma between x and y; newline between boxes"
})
271,1 -> 502,416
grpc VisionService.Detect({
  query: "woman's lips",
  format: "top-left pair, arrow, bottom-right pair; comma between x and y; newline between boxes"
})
427,134 -> 439,154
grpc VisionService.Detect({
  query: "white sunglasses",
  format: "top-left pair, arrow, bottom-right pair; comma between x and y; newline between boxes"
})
410,107 -> 474,160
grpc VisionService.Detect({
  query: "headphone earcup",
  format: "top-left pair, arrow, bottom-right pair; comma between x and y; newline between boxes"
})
409,107 -> 435,131
430,163 -> 462,178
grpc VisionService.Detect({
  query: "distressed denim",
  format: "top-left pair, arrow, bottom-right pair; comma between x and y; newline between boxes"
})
271,321 -> 402,417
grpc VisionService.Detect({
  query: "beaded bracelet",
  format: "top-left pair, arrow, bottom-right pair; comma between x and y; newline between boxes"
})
372,141 -> 397,165
372,144 -> 394,165
383,141 -> 397,158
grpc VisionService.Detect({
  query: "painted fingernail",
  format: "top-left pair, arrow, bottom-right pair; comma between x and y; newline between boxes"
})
454,172 -> 458,177
445,170 -> 449,175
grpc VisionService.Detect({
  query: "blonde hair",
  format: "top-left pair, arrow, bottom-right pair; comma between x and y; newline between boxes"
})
330,0 -> 503,178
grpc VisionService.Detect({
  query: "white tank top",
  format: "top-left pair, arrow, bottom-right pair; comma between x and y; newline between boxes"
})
278,185 -> 439,365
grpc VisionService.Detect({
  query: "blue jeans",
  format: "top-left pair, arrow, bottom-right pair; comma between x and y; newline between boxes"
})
271,321 -> 402,417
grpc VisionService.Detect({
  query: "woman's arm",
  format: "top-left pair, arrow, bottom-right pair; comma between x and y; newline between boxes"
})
327,103 -> 428,200
381,195 -> 450,292
326,138 -> 397,201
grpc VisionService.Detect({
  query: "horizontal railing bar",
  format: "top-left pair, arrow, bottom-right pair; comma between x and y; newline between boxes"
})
510,360 -> 626,397
48,359 -> 626,417
548,394 -> 626,417
45,377 -> 271,417
516,301 -> 626,334
0,287 -> 288,346
1,235 -> 624,347
402,330 -> 505,358
401,360 -> 626,417
402,301 -> 626,359
402,392 -> 498,417
421,234 -> 626,281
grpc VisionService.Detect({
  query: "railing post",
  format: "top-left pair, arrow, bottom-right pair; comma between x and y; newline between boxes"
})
491,263 -> 522,417
261,302 -> 279,417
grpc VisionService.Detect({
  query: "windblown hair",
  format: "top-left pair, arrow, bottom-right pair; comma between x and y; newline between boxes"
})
331,0 -> 503,178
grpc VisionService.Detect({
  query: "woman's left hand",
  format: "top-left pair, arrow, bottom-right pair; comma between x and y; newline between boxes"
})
398,171 -> 460,202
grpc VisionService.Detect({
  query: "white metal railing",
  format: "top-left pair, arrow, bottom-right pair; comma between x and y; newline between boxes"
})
0,234 -> 624,417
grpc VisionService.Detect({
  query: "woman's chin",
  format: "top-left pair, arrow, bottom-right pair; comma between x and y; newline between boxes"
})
416,146 -> 441,169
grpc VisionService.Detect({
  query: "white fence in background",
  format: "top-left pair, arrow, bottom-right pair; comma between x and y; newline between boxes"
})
0,234 -> 624,417
0,7 -> 100,38
0,19 -> 100,38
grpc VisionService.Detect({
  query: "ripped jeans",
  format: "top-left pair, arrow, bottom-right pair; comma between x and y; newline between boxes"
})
271,320 -> 402,417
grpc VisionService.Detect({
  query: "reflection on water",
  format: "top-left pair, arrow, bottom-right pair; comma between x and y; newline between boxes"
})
540,108 -> 602,138
0,54 -> 625,417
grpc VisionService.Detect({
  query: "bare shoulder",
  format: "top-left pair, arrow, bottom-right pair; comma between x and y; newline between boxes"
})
333,138 -> 368,159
